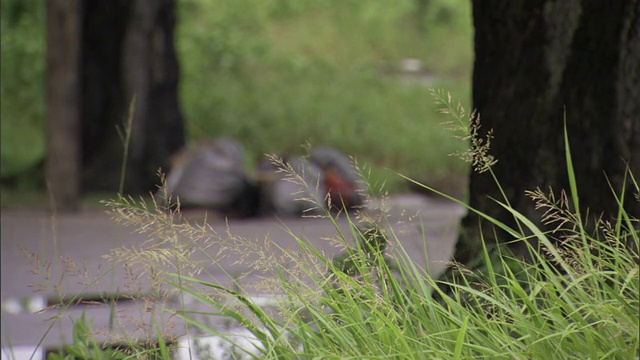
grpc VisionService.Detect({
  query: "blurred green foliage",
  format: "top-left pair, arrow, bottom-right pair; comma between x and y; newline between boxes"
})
1,0 -> 46,179
178,0 -> 473,190
0,0 -> 472,195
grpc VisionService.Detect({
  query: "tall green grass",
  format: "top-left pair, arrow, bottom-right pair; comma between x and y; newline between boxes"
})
97,93 -> 637,358
97,150 -> 638,359
22,90 -> 639,358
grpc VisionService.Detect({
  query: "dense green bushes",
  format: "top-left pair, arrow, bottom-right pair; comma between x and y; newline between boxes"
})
178,0 -> 473,190
1,0 -> 46,179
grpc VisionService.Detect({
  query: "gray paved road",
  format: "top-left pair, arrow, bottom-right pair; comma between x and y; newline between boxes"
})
1,195 -> 465,351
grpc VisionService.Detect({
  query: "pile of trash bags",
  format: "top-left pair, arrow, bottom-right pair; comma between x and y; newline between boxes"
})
157,138 -> 368,218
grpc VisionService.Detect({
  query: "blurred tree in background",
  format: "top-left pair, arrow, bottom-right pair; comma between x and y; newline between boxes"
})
80,0 -> 185,194
45,0 -> 185,211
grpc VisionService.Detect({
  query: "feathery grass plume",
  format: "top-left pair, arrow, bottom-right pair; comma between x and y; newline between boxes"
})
20,246 -> 57,296
430,88 -> 497,173
99,169 -> 337,355
264,153 -> 327,217
102,194 -> 208,279
526,187 -> 578,235
427,88 -> 528,247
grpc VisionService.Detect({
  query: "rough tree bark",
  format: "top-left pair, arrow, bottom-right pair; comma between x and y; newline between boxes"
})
46,0 -> 81,212
456,0 -> 640,262
81,0 -> 185,193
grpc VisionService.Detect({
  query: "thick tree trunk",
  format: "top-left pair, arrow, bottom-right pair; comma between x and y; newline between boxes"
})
457,0 -> 640,262
81,0 -> 185,194
46,0 -> 82,212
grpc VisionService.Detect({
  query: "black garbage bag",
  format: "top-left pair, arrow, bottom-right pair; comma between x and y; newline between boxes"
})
309,146 -> 367,210
161,138 -> 259,217
257,155 -> 326,217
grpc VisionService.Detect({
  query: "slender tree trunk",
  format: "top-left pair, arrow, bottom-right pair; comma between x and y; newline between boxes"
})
46,0 -> 82,212
456,0 -> 640,262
